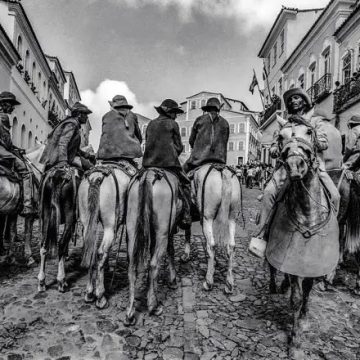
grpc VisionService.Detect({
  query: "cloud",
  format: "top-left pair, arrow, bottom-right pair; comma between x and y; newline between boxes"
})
81,79 -> 157,150
107,0 -> 329,29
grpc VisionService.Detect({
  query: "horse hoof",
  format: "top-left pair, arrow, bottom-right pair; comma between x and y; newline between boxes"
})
58,281 -> 68,293
84,292 -> 96,303
38,282 -> 46,292
313,281 -> 326,292
150,304 -> 163,316
26,256 -> 36,267
180,254 -> 190,263
224,282 -> 234,295
124,314 -> 136,327
203,281 -> 213,291
96,296 -> 109,310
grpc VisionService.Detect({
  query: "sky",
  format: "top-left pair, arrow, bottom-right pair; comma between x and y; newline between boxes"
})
23,0 -> 329,149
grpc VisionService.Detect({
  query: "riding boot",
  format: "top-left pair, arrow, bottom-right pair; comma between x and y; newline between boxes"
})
21,173 -> 34,216
179,183 -> 192,230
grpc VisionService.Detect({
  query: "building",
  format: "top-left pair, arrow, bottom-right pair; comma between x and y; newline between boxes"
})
0,0 -> 84,149
176,91 -> 260,165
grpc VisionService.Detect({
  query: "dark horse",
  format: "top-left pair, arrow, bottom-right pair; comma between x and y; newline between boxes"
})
265,123 -> 339,357
37,165 -> 79,292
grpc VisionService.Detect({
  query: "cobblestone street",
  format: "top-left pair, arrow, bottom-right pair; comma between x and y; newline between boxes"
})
0,187 -> 360,360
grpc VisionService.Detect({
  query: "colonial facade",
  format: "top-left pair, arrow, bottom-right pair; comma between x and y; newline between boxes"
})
176,91 -> 260,165
258,0 -> 360,163
0,0 -> 84,149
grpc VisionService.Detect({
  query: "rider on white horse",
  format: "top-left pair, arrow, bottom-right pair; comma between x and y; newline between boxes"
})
184,97 -> 229,173
97,95 -> 142,167
257,87 -> 340,240
0,91 -> 34,215
142,99 -> 192,229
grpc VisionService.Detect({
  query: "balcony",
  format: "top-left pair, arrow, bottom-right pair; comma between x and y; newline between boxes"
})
333,72 -> 360,113
260,95 -> 281,126
48,110 -> 60,128
307,73 -> 332,104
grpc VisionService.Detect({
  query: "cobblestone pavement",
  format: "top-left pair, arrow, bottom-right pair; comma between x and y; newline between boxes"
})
0,187 -> 360,360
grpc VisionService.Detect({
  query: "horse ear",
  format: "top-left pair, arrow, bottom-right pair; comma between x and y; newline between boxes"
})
276,114 -> 287,127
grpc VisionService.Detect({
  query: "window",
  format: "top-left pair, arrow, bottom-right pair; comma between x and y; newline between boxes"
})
32,62 -> 36,83
272,42 -> 277,66
181,127 -> 187,137
17,35 -> 22,55
278,78 -> 283,96
201,99 -> 206,108
190,101 -> 196,110
21,124 -> 26,148
280,29 -> 285,55
228,142 -> 234,151
238,141 -> 244,150
298,74 -> 305,89
239,123 -> 245,133
323,47 -> 331,75
12,117 -> 18,144
230,124 -> 235,134
343,52 -> 352,84
237,157 -> 243,165
309,62 -> 316,88
24,50 -> 30,72
28,131 -> 33,148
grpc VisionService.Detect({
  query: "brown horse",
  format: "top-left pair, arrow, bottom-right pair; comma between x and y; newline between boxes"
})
265,124 -> 339,356
125,168 -> 181,325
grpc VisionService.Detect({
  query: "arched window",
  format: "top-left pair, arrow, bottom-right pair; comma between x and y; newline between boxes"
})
32,62 -> 37,84
181,127 -> 187,137
43,81 -> 46,98
24,50 -> 30,73
28,131 -> 33,148
12,117 -> 18,144
21,124 -> 26,148
309,62 -> 316,88
34,136 -> 38,145
17,35 -> 22,56
343,52 -> 352,84
38,72 -> 41,95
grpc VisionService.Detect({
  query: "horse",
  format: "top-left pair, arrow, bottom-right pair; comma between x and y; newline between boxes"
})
0,143 -> 44,265
125,168 -> 181,325
78,161 -> 136,309
182,163 -> 241,294
265,123 -> 339,355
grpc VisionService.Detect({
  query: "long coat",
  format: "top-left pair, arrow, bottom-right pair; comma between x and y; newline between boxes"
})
186,113 -> 229,170
0,113 -> 16,159
142,114 -> 183,169
97,109 -> 142,160
40,117 -> 81,168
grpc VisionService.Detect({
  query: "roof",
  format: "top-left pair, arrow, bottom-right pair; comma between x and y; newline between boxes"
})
334,2 -> 360,37
281,0 -> 338,72
64,70 -> 81,100
258,6 -> 324,57
45,55 -> 66,83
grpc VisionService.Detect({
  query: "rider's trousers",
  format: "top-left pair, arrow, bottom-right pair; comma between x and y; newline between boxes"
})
257,165 -> 340,238
13,156 -> 33,215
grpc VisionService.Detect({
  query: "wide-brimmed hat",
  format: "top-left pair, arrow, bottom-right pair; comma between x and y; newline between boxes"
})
202,97 -> 222,112
0,91 -> 20,105
109,95 -> 133,109
71,102 -> 92,114
155,99 -> 184,116
283,88 -> 312,111
348,115 -> 360,125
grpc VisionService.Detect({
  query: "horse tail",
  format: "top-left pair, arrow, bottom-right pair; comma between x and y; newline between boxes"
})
345,181 -> 360,254
42,173 -> 62,256
216,169 -> 232,247
133,171 -> 153,268
81,175 -> 102,268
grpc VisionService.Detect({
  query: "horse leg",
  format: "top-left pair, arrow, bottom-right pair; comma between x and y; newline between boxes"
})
24,215 -> 35,266
289,275 -> 304,352
167,235 -> 177,289
148,234 -> 167,316
269,263 -> 278,294
125,253 -> 137,326
354,251 -> 360,296
300,277 -> 313,322
37,245 -> 47,292
94,227 -> 114,309
224,219 -> 236,294
181,227 -> 191,263
6,215 -> 17,263
202,218 -> 215,291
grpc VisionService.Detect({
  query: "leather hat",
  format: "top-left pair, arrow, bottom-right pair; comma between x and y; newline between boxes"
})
71,102 -> 92,114
109,95 -> 133,109
155,99 -> 184,115
201,97 -> 222,112
348,115 -> 360,125
283,87 -> 312,110
0,91 -> 20,105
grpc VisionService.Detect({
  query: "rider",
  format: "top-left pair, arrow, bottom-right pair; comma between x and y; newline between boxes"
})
97,95 -> 142,166
142,99 -> 192,229
0,91 -> 34,215
343,115 -> 360,170
183,97 -> 229,172
257,87 -> 340,239
40,102 -> 94,171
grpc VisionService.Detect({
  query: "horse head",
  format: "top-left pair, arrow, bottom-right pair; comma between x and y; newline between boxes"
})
280,123 -> 316,181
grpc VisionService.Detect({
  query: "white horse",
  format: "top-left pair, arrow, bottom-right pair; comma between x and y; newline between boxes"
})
182,163 -> 241,293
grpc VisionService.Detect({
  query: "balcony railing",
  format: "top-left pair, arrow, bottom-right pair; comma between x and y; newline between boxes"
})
333,72 -> 360,113
260,95 -> 281,125
307,73 -> 332,104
